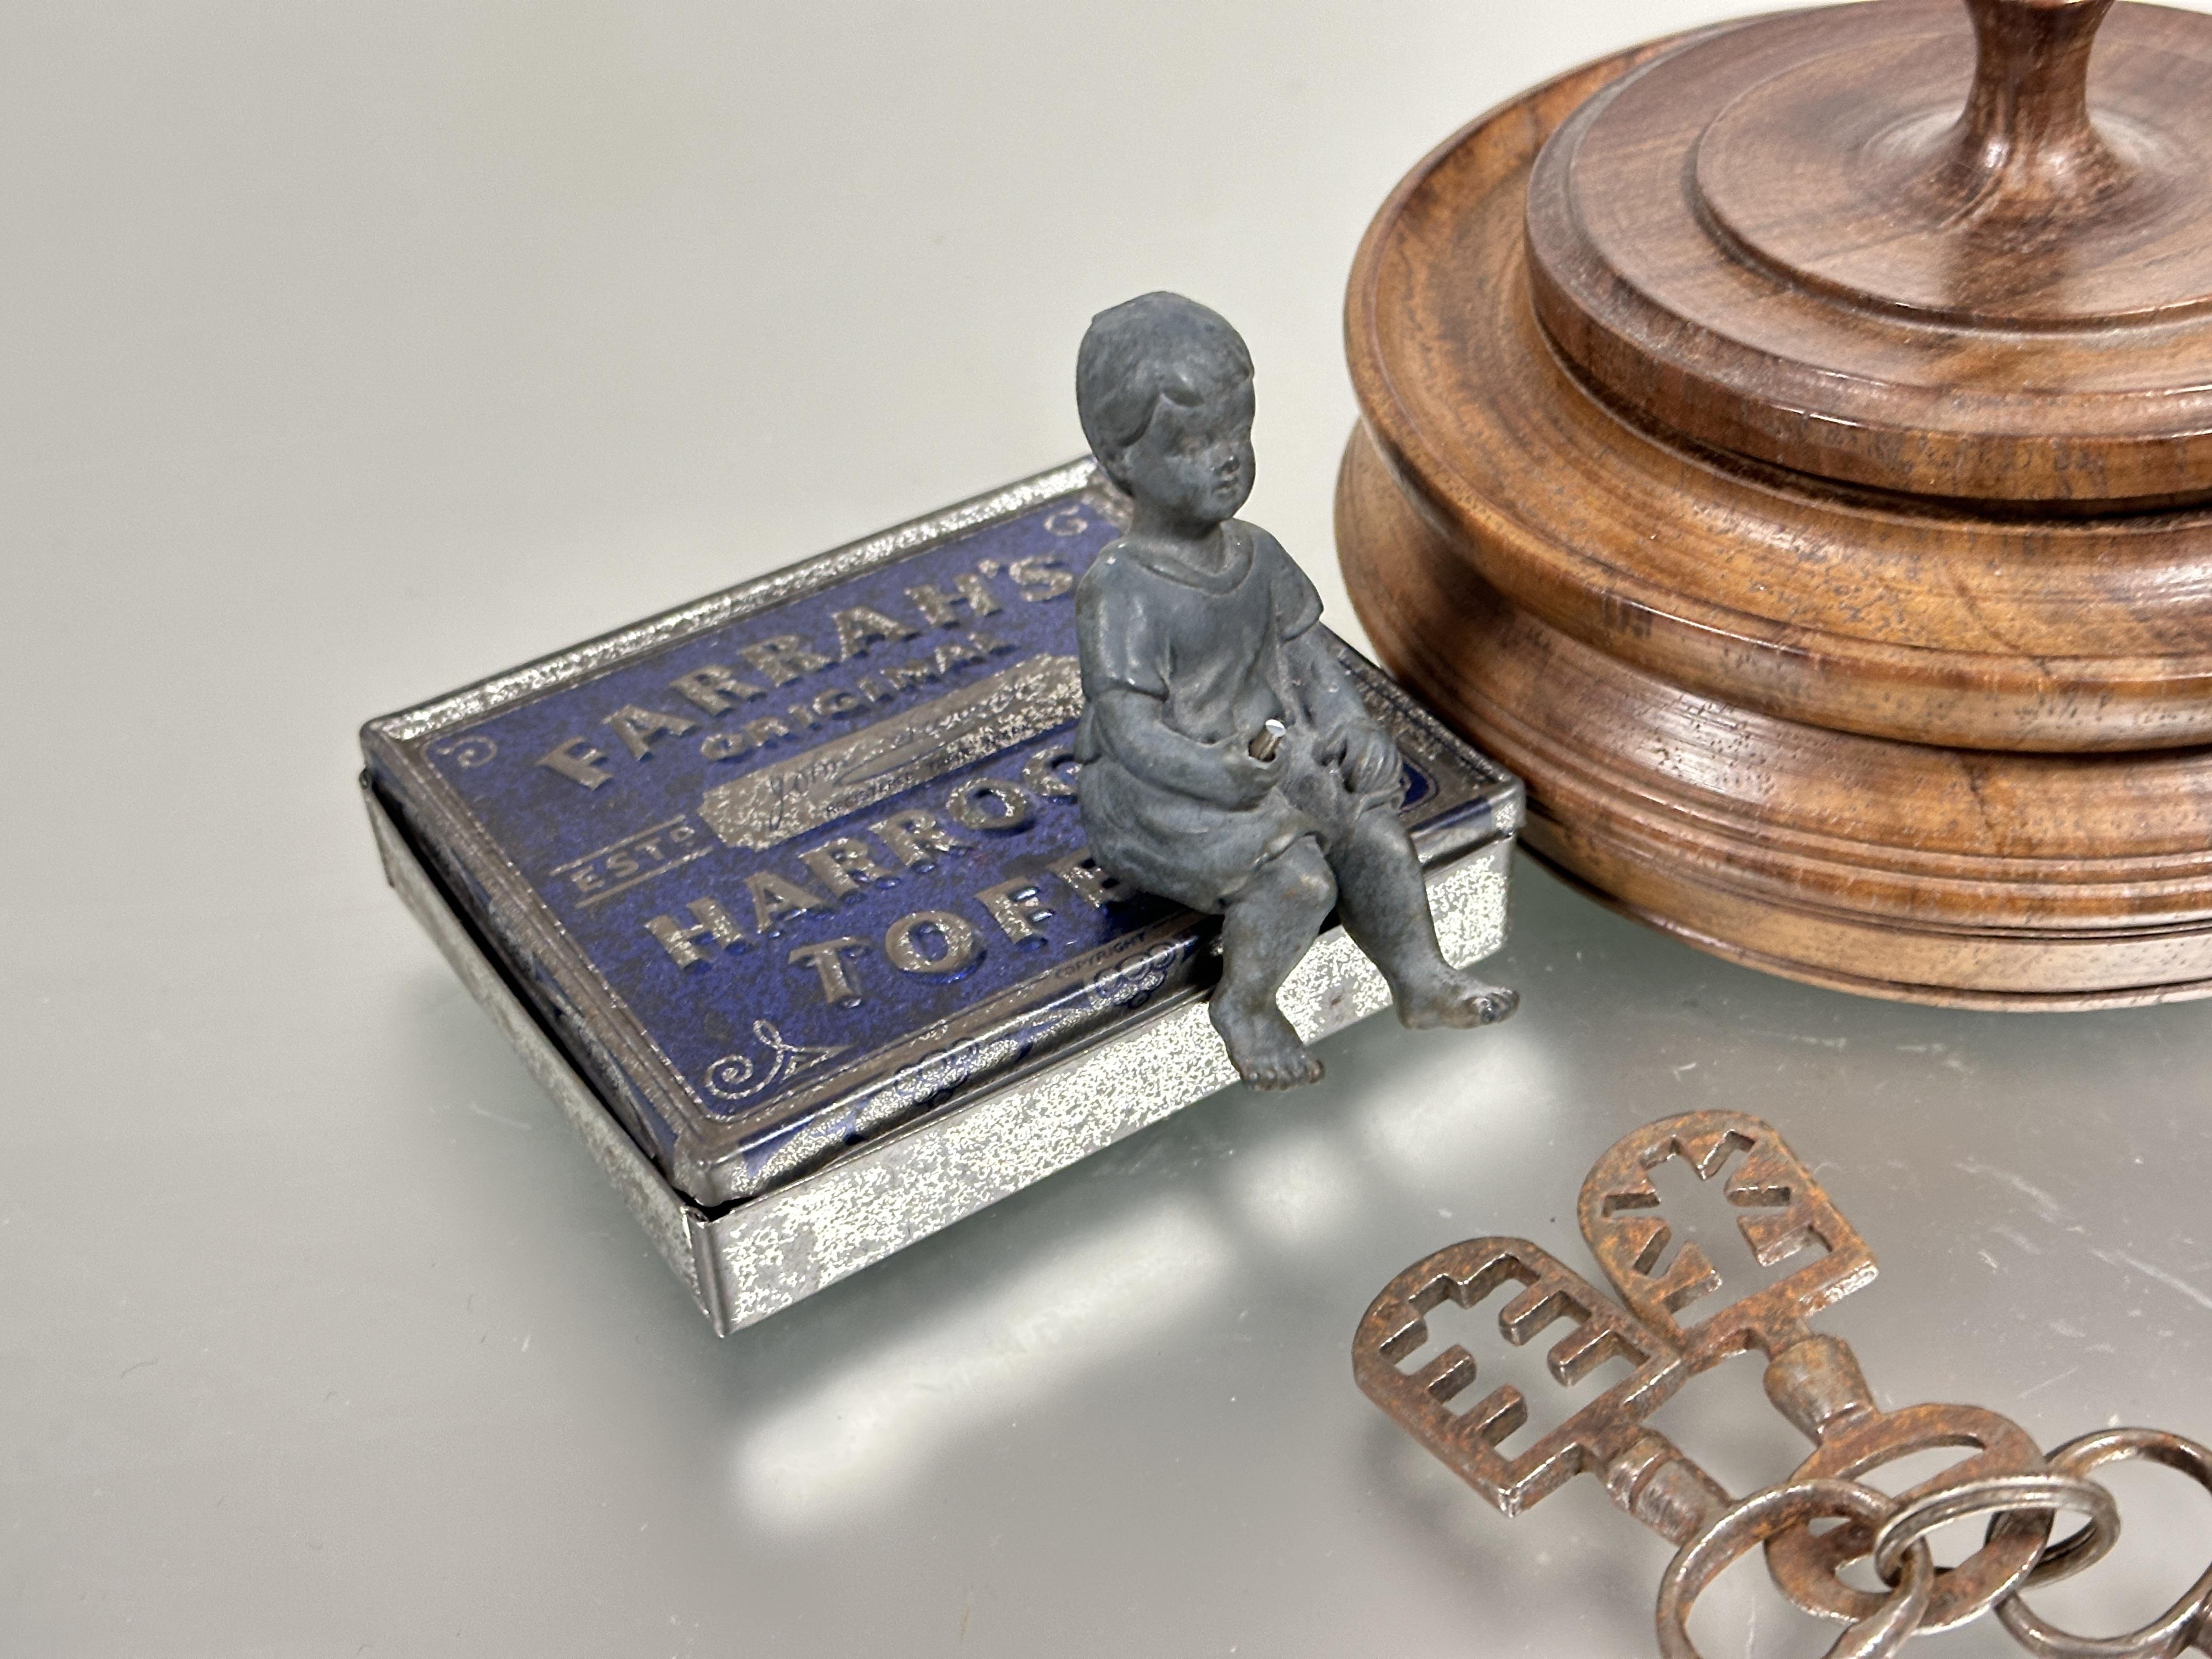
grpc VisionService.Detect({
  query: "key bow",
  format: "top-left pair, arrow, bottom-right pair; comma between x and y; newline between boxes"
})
1578,1111 -> 1877,1368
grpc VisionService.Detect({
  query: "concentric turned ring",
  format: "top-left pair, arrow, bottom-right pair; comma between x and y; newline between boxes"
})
1525,0 -> 2212,503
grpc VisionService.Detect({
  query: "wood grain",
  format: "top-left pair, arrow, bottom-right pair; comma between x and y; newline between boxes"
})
1335,2 -> 2212,1005
1526,0 -> 2212,505
1345,23 -> 2212,754
1339,426 -> 2212,1006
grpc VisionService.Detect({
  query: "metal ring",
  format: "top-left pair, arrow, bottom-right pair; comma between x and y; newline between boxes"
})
1996,1428 -> 2212,1659
1767,1401 -> 2054,1632
1658,1479 -> 1936,1659
1870,1471 -> 2120,1587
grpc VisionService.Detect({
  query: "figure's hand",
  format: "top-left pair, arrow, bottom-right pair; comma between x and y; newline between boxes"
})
1212,743 -> 1283,809
1335,723 -> 1402,796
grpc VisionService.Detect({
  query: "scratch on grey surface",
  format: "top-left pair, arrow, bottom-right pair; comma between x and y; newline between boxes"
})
466,1101 -> 534,1131
120,1357 -> 157,1378
1993,1226 -> 2042,1257
2093,1248 -> 2212,1313
1955,1161 -> 2068,1226
2017,1365 -> 2080,1401
1749,1030 -> 1847,1049
1976,1249 -> 2001,1274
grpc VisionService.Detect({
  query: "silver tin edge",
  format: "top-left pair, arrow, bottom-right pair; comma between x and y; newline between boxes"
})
366,781 -> 706,1301
366,780 -> 1515,1336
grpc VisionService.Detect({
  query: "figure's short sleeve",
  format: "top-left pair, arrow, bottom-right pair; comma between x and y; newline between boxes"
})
1261,531 -> 1324,640
1075,551 -> 1170,700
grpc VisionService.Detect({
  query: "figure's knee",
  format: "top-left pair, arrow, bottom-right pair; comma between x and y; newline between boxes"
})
1263,838 -> 1336,915
1346,801 -> 1416,860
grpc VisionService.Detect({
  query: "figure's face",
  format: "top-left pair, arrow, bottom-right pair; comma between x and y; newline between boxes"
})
1111,372 -> 1255,529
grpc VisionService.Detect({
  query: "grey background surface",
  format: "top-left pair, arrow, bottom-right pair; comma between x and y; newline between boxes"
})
4,3 -> 2209,1654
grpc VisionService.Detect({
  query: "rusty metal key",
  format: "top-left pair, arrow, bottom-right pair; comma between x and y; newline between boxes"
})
1577,1112 -> 2056,1633
1354,1112 -> 2199,1657
1576,1110 -> 1878,1374
1353,1236 -> 1730,1544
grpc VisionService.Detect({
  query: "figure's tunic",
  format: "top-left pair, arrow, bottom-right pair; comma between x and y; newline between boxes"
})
1074,521 -> 1400,913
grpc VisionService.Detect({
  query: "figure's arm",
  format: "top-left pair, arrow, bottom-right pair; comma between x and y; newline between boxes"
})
1285,600 -> 1402,798
1090,685 -> 1280,809
1289,627 -> 1374,738
1263,533 -> 1375,741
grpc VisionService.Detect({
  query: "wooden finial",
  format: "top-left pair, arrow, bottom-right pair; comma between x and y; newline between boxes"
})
1941,0 -> 2122,216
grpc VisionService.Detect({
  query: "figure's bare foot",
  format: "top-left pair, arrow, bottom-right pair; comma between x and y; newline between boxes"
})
1210,996 -> 1325,1089
1396,973 -> 1520,1030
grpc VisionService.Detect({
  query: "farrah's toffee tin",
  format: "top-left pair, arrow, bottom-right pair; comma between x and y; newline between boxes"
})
362,460 -> 1521,1333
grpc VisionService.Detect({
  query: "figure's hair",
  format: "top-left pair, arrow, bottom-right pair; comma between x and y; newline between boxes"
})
1075,292 -> 1253,462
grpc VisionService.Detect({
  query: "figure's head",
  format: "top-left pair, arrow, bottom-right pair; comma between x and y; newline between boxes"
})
1076,292 -> 1255,528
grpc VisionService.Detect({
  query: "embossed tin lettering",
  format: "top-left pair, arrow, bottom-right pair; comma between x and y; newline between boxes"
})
363,460 -> 1522,1232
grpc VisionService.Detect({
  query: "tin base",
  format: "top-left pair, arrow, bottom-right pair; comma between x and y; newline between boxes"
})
368,782 -> 1516,1334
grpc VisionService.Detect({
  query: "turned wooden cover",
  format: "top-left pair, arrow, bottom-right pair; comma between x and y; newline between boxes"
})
1345,0 -> 2212,755
1526,0 -> 2212,506
1337,0 -> 2212,1008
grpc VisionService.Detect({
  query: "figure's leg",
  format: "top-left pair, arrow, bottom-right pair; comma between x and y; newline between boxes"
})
1210,838 -> 1337,1089
1329,806 -> 1519,1028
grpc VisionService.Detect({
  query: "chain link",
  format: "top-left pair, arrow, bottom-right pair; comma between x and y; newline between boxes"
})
1765,1400 -> 2055,1630
1995,1429 -> 2212,1659
1871,1472 -> 2120,1609
1658,1480 -> 1935,1659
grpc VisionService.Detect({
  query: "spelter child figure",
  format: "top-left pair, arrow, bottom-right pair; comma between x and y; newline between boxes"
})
1073,292 -> 1518,1088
